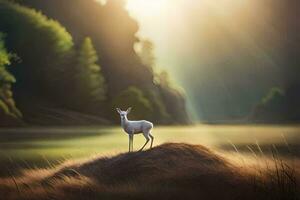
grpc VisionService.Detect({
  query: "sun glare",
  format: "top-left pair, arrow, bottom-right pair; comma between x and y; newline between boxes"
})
126,0 -> 168,18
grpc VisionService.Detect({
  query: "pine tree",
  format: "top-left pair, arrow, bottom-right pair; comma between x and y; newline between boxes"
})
73,37 -> 106,107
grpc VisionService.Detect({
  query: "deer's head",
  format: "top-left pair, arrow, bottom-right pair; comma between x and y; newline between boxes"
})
116,107 -> 132,120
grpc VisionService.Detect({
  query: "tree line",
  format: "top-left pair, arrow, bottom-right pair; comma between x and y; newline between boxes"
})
0,0 -> 190,126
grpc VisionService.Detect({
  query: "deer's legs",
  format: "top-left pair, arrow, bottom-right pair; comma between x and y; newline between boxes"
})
139,138 -> 149,152
149,133 -> 154,148
139,133 -> 150,152
131,134 -> 134,152
128,135 -> 131,152
129,134 -> 133,152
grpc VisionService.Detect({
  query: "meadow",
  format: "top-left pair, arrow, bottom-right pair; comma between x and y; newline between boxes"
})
0,125 -> 299,200
0,125 -> 299,177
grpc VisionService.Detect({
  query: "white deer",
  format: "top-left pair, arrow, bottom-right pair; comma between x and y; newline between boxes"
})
116,107 -> 154,152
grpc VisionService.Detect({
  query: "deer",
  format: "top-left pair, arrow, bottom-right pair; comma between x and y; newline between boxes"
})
116,107 -> 154,152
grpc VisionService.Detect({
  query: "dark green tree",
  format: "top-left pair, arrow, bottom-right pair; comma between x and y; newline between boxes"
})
112,86 -> 153,121
0,32 -> 22,126
0,0 -> 74,96
155,70 -> 190,124
262,88 -> 285,106
71,37 -> 106,109
251,87 -> 287,123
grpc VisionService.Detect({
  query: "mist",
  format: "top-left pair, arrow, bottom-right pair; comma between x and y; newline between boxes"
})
127,0 -> 297,122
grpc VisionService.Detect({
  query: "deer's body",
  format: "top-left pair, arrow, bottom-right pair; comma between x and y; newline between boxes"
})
122,120 -> 153,135
117,108 -> 154,152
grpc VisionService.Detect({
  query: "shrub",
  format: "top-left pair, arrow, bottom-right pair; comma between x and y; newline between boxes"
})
112,86 -> 153,121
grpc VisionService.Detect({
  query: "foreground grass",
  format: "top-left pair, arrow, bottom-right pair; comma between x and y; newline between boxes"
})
0,143 -> 298,200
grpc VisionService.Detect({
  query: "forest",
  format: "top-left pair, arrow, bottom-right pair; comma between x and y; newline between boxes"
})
0,0 -> 190,126
0,0 -> 299,126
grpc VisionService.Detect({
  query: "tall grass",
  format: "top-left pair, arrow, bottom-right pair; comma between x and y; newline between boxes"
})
252,148 -> 298,200
228,138 -> 300,200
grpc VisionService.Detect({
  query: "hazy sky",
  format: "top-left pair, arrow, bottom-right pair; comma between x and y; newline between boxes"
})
126,0 -> 197,79
126,0 -> 255,78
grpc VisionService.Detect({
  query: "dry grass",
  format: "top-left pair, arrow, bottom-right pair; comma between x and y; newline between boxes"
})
0,143 -> 299,200
249,148 -> 299,200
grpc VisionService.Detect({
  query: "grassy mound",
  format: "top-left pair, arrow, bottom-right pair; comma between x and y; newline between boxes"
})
0,143 -> 297,200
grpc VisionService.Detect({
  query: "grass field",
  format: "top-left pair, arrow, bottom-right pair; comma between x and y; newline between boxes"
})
0,125 -> 299,200
0,125 -> 299,176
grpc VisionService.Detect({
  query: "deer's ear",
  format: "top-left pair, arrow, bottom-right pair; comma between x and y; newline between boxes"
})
126,107 -> 132,114
116,108 -> 121,114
